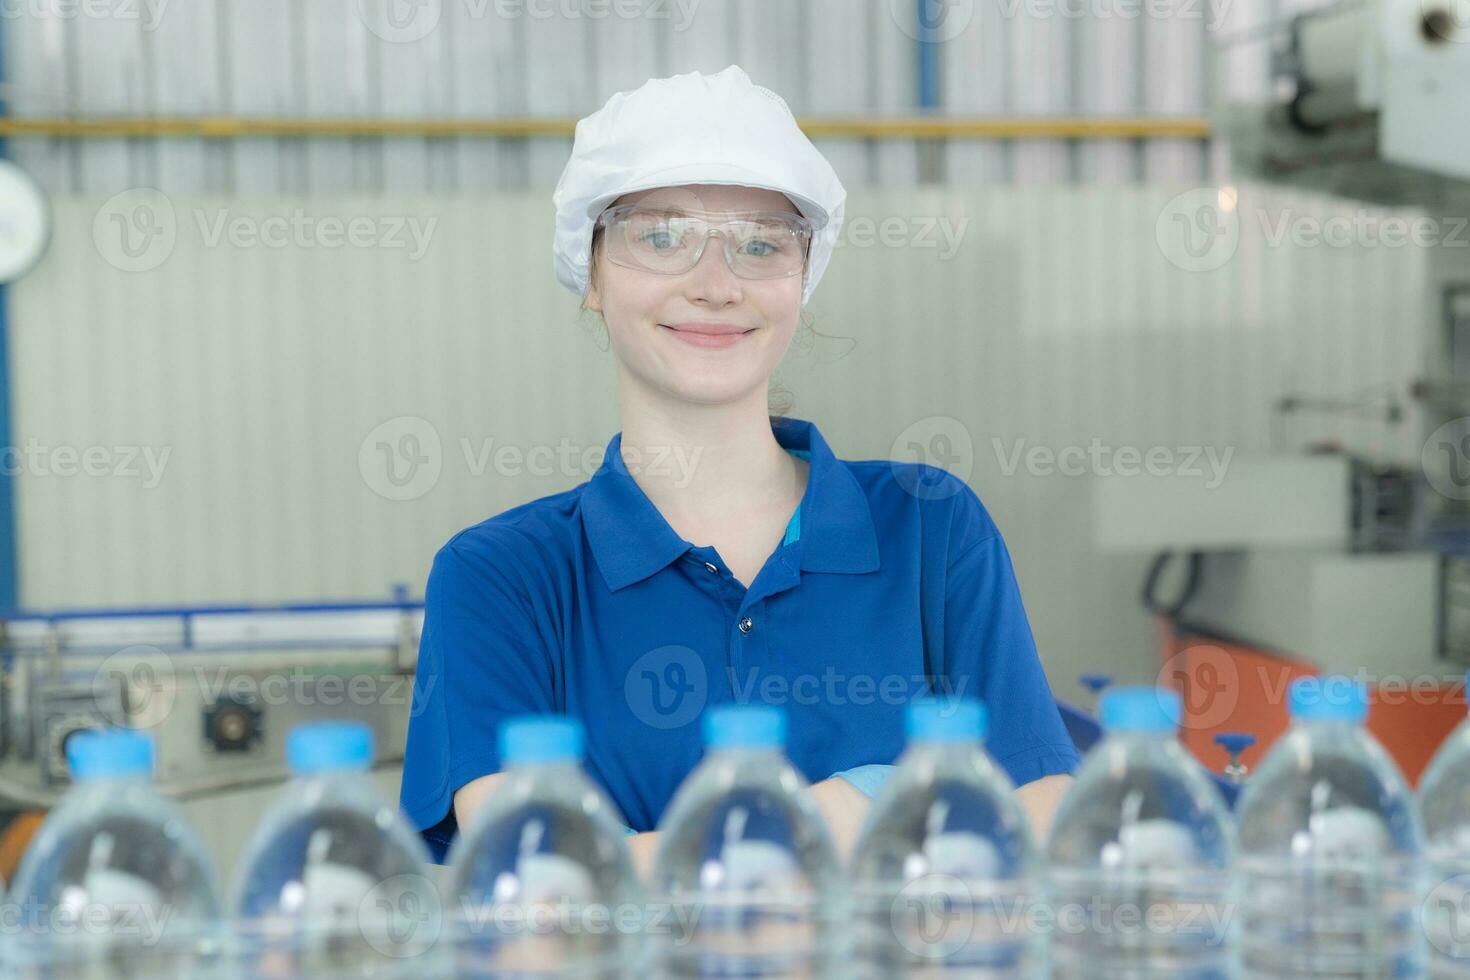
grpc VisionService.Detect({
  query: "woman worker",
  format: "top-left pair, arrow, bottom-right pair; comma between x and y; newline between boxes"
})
400,65 -> 1079,871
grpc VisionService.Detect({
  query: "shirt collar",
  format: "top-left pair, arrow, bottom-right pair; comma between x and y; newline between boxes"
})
582,416 -> 881,592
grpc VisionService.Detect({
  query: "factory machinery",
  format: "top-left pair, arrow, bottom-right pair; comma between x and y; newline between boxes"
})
0,589 -> 420,816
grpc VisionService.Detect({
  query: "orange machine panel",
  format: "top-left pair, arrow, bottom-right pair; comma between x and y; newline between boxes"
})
1157,618 -> 1467,787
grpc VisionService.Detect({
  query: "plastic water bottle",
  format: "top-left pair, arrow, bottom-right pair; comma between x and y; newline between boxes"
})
650,703 -> 844,977
5,728 -> 225,978
1236,675 -> 1424,977
446,715 -> 641,978
1412,672 -> 1470,977
1046,685 -> 1235,979
848,697 -> 1043,978
231,720 -> 443,978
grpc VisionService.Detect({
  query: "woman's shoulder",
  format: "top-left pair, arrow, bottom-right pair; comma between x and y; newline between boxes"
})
842,456 -> 1002,554
432,484 -> 590,584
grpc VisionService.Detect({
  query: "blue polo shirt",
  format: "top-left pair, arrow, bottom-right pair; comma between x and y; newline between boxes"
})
401,416 -> 1079,862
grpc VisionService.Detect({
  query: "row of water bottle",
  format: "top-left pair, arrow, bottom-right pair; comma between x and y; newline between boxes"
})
5,675 -> 1470,979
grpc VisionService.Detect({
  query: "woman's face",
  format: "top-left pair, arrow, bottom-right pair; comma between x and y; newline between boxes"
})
584,183 -> 806,408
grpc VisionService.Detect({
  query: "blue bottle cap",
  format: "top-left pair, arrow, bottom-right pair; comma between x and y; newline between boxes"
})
66,728 -> 155,780
906,697 -> 987,743
1100,686 -> 1181,733
1288,676 -> 1368,724
286,720 -> 374,775
704,704 -> 786,749
498,715 -> 584,765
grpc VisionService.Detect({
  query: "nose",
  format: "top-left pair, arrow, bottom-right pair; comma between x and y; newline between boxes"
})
682,231 -> 743,307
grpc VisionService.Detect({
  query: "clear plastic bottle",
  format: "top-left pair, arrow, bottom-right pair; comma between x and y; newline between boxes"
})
1236,675 -> 1424,978
848,697 -> 1043,978
5,728 -> 225,978
445,714 -> 641,978
1419,673 -> 1470,977
1045,685 -> 1235,979
650,703 -> 844,978
230,720 -> 444,978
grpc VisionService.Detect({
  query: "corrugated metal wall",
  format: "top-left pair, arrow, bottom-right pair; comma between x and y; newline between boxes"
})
2,0 -> 1291,195
10,183 -> 1431,691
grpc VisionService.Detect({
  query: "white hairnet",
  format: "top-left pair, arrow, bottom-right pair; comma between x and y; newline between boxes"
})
552,64 -> 847,307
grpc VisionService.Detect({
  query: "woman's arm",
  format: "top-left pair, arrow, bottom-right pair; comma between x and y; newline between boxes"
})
453,771 -> 511,832
1014,772 -> 1072,843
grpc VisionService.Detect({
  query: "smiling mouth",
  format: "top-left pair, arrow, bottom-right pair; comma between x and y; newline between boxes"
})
658,324 -> 756,347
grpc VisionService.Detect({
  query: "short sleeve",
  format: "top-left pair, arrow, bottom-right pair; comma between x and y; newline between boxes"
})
400,531 -> 559,862
834,764 -> 897,799
940,501 -> 1080,788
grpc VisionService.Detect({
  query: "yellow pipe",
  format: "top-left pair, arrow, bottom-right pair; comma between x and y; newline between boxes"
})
0,115 -> 1210,141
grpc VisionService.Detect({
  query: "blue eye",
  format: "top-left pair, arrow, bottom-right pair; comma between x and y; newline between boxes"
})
741,238 -> 779,257
639,228 -> 680,250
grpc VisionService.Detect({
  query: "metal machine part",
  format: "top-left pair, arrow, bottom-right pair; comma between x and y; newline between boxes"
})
1211,0 -> 1470,208
203,694 -> 264,753
33,679 -> 128,785
0,590 -> 423,803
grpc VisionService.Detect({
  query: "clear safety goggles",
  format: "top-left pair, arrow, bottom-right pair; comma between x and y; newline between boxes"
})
595,203 -> 814,280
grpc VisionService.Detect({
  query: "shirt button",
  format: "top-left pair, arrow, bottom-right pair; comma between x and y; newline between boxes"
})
738,616 -> 754,634
703,561 -> 718,574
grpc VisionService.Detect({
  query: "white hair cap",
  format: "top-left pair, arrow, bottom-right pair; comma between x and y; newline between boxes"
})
552,64 -> 847,307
